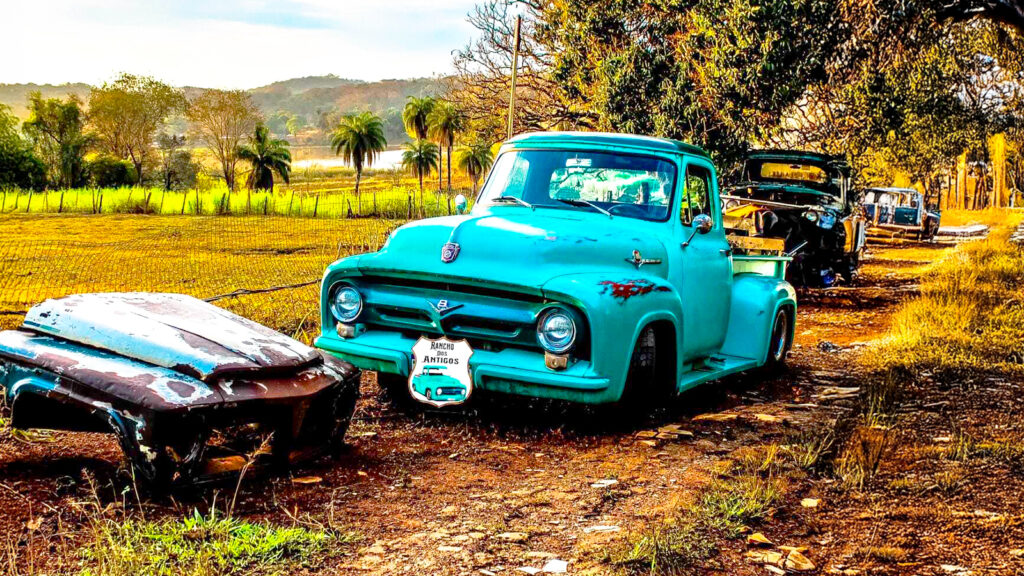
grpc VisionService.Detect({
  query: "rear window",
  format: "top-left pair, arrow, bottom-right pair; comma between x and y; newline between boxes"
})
759,162 -> 828,184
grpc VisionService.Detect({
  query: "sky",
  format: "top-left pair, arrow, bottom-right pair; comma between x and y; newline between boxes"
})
1,0 -> 480,88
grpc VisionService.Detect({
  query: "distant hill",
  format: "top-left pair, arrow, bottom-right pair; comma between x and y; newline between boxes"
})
0,83 -> 91,118
0,75 -> 440,123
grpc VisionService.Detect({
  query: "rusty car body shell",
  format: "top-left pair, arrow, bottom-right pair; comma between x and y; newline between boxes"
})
0,293 -> 360,484
723,150 -> 867,287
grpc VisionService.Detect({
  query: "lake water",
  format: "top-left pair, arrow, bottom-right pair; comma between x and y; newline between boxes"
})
292,148 -> 406,170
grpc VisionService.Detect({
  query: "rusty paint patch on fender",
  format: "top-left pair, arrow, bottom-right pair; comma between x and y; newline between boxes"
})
599,280 -> 671,301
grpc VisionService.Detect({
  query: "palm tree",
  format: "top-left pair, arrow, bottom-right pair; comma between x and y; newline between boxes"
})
402,96 -> 435,140
402,139 -> 440,216
236,124 -> 291,209
331,111 -> 387,215
427,101 -> 463,196
454,141 -> 495,195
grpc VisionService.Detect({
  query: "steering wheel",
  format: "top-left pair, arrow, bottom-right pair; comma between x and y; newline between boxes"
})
607,204 -> 649,218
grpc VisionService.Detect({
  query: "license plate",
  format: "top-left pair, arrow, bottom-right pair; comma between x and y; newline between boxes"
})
409,337 -> 474,407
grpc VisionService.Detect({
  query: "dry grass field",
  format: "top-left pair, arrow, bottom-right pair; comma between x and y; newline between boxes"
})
0,213 -> 399,340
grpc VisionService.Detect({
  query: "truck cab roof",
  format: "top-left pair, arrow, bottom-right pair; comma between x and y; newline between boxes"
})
506,131 -> 711,159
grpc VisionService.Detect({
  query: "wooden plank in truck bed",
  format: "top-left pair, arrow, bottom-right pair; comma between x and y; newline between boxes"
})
727,234 -> 785,255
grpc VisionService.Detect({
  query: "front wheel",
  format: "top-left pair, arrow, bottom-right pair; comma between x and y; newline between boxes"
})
764,308 -> 792,368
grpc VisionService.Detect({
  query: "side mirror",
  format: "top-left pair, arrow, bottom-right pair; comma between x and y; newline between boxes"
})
694,213 -> 713,234
681,214 -> 714,249
455,194 -> 468,214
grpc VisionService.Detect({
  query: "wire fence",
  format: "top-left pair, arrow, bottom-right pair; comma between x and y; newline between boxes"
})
0,213 -> 401,343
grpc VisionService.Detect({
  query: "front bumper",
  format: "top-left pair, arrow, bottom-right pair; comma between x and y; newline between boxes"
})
315,330 -> 616,404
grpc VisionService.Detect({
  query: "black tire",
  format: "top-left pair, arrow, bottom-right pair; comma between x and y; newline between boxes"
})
764,308 -> 792,368
617,326 -> 658,413
425,388 -> 433,400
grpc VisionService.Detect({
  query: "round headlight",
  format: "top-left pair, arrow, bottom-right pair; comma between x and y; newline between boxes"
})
537,309 -> 576,353
804,210 -> 819,223
818,211 -> 836,230
331,285 -> 362,322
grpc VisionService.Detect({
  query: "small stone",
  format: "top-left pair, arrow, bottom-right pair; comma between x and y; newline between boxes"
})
640,440 -> 658,447
438,545 -> 463,553
469,532 -> 486,539
765,565 -> 786,575
784,550 -> 816,572
746,550 -> 784,564
452,534 -> 471,542
635,430 -> 658,438
591,479 -> 618,488
801,498 -> 820,508
779,545 -> 808,553
542,559 -> 569,573
291,475 -> 323,484
747,532 -> 773,547
480,571 -> 497,576
583,525 -> 620,533
497,532 -> 530,542
752,413 -> 782,423
940,565 -> 971,574
518,568 -> 542,575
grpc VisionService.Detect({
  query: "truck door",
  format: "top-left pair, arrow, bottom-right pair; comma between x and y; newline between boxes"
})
677,160 -> 733,361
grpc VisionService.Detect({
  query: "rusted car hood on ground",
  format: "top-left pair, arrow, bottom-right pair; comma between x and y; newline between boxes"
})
23,293 -> 319,382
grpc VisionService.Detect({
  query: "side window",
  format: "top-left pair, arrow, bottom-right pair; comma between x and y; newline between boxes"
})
680,165 -> 713,226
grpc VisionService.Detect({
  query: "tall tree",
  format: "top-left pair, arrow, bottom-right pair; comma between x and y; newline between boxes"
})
428,101 -> 463,194
0,104 -> 46,191
186,89 -> 260,193
22,92 -> 90,188
401,138 -> 439,215
88,73 -> 184,184
237,124 -> 292,193
331,111 -> 387,215
402,96 -> 435,139
454,141 -> 495,195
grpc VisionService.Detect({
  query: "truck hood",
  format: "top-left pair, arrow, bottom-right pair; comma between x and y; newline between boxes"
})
353,208 -> 669,291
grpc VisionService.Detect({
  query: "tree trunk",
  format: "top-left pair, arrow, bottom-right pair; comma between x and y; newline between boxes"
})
955,152 -> 968,210
990,133 -> 1007,209
355,169 -> 362,216
419,170 -> 425,217
438,143 -> 444,192
446,145 -> 453,194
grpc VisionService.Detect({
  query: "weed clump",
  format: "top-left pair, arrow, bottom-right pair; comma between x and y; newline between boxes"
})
80,508 -> 354,576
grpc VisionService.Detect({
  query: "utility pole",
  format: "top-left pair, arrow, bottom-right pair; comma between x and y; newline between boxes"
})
507,15 -> 522,140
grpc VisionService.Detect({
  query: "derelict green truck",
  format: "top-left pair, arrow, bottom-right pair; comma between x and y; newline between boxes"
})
316,132 -> 796,406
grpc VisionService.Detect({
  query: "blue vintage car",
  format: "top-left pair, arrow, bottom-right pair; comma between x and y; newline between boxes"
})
316,132 -> 796,406
412,365 -> 468,402
864,187 -> 941,240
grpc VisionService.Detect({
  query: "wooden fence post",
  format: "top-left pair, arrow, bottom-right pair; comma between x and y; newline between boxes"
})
313,194 -> 320,217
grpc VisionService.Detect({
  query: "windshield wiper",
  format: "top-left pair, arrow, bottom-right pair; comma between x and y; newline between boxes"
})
556,198 -> 612,218
492,195 -> 534,209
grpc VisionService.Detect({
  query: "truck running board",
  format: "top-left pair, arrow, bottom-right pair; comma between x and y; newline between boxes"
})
677,354 -> 759,394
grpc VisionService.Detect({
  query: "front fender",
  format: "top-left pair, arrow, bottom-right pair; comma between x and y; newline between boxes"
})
722,273 -> 797,363
542,273 -> 682,402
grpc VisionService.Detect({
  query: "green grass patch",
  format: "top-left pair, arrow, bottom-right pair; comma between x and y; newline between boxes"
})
80,509 -> 355,576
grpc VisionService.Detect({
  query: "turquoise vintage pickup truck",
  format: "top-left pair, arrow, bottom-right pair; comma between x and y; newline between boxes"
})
316,132 -> 796,406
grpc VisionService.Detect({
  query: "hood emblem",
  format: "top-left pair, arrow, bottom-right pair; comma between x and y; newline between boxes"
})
626,249 -> 662,269
441,242 -> 461,263
429,299 -> 464,316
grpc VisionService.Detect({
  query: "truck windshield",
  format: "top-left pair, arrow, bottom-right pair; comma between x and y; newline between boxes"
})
478,150 -> 677,221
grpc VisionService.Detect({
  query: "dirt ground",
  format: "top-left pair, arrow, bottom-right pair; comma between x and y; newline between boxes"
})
1,236 -> 1022,575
